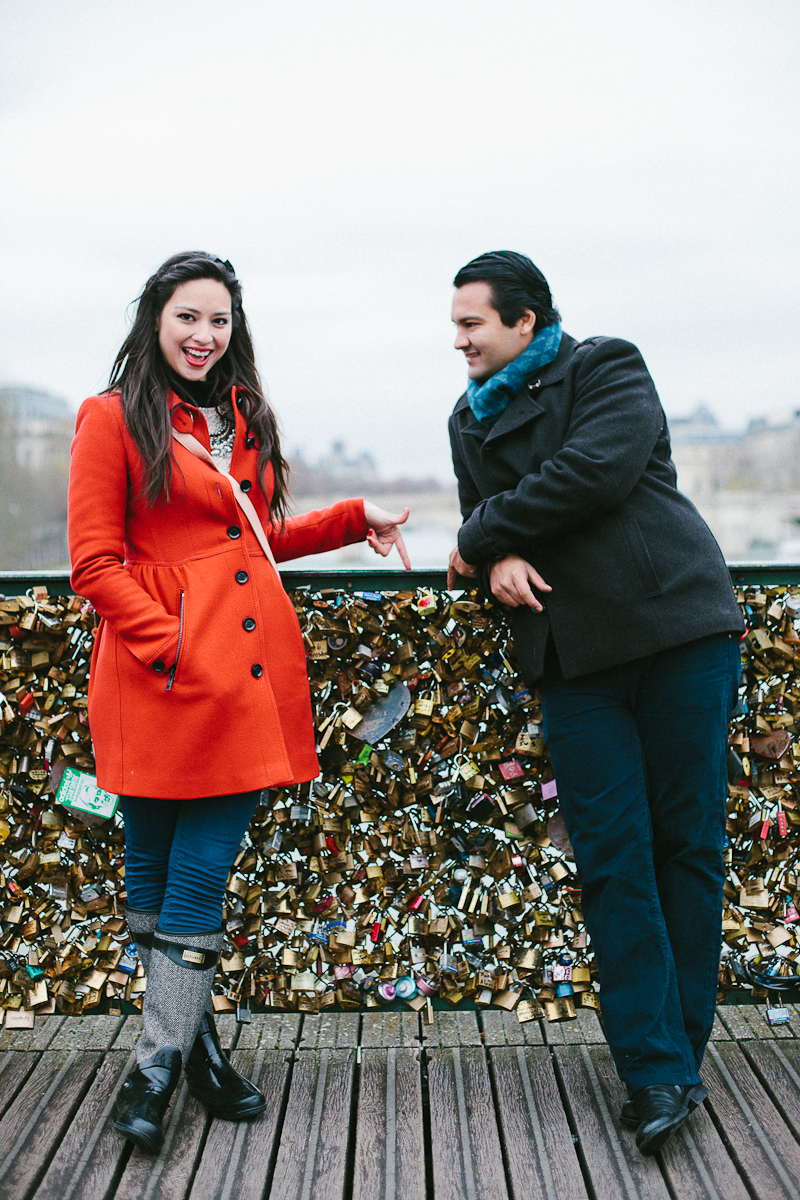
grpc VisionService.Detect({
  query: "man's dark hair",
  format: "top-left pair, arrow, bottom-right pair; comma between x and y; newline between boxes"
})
453,251 -> 560,329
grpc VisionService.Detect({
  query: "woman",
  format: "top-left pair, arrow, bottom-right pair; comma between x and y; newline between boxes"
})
68,251 -> 410,1152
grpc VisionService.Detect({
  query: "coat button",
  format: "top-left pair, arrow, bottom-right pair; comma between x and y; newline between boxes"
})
153,660 -> 165,673
245,436 -> 256,449
243,617 -> 256,632
227,525 -> 241,539
235,570 -> 248,584
240,479 -> 252,493
251,663 -> 263,678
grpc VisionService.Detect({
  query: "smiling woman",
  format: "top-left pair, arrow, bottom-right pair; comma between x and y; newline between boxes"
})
157,279 -> 233,379
67,250 -> 411,1154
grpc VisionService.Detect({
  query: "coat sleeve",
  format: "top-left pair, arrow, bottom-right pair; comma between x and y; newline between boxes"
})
268,498 -> 368,563
68,396 -> 181,668
457,338 -> 665,565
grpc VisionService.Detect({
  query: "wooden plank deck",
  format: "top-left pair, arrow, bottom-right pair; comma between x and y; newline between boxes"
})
1,1005 -> 800,1200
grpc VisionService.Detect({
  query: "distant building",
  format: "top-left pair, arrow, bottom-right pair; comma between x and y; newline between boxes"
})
670,405 -> 800,560
0,386 -> 74,472
288,441 -> 441,498
0,386 -> 73,570
316,440 -> 379,484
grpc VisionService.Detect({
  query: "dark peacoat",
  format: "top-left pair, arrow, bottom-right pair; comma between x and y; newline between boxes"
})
449,333 -> 744,683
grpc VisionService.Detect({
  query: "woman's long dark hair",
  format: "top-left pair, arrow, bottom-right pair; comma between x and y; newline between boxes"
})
108,251 -> 289,520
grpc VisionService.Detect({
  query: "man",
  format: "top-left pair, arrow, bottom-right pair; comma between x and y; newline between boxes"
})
446,250 -> 743,1156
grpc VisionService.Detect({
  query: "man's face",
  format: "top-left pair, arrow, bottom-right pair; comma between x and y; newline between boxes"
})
452,281 -> 536,384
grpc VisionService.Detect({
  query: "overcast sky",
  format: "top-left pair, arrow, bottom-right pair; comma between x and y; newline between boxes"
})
1,0 -> 798,481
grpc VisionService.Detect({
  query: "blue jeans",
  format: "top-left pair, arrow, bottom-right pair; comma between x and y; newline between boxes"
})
540,632 -> 740,1093
119,791 -> 261,933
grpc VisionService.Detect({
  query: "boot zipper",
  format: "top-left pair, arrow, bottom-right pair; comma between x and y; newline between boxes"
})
165,591 -> 185,692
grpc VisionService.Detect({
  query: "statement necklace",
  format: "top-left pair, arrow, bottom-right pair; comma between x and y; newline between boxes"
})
206,405 -> 236,459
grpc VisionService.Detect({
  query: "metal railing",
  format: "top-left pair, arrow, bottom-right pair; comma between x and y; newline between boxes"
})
3,562 -> 800,595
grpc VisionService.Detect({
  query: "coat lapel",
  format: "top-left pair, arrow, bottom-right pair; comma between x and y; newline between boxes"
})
454,393 -> 488,442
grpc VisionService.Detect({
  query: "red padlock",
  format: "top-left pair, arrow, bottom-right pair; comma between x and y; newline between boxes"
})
777,810 -> 789,839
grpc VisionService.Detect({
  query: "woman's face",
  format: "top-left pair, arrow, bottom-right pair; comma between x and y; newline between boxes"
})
157,278 -> 233,381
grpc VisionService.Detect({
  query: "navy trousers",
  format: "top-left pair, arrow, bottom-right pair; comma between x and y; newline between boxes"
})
540,632 -> 740,1094
119,791 -> 261,933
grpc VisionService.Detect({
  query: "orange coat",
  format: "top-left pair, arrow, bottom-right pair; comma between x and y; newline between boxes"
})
68,390 -> 366,799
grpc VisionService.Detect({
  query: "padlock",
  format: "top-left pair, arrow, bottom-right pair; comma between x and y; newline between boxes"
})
3,581 -> 791,1015
766,1003 -> 791,1026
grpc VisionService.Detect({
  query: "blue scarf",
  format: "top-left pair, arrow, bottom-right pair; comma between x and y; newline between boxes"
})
467,322 -> 562,425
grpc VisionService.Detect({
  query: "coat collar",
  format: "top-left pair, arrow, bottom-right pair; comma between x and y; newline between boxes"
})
169,384 -> 241,440
455,332 -> 579,443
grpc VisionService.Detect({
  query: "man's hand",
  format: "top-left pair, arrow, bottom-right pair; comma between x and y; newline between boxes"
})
448,545 -> 479,589
489,554 -> 552,611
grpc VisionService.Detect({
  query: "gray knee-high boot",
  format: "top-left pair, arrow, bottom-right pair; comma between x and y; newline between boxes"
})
124,907 -> 215,1015
113,928 -> 222,1153
137,928 -> 223,1065
124,906 -> 159,978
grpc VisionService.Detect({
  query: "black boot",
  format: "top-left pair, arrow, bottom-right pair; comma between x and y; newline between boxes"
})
621,1081 -> 706,1131
620,1099 -> 638,1128
112,1047 -> 181,1152
184,1012 -> 266,1120
633,1083 -> 707,1156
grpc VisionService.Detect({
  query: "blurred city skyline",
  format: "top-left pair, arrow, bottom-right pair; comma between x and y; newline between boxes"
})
1,0 -> 798,483
7,383 -> 800,572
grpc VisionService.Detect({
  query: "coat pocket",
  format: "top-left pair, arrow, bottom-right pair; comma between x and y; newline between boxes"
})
165,590 -> 185,692
620,520 -> 663,599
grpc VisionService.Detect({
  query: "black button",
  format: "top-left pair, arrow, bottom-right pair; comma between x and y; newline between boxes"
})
153,660 -> 165,674
235,570 -> 248,584
240,479 -> 252,493
245,436 -> 255,449
243,617 -> 256,632
251,663 -> 263,678
227,525 -> 241,539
